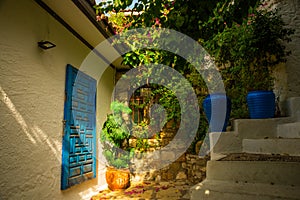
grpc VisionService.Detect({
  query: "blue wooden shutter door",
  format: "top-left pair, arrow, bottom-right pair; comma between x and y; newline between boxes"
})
61,64 -> 97,190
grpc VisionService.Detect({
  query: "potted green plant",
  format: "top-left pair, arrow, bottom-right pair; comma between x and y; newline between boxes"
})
205,2 -> 294,119
101,101 -> 135,190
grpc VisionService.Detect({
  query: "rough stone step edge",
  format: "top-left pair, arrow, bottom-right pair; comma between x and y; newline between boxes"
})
242,138 -> 300,156
233,117 -> 294,139
222,96 -> 300,139
190,180 -> 300,200
208,118 -> 300,159
286,97 -> 300,119
206,161 -> 300,186
209,132 -> 242,160
277,121 -> 300,138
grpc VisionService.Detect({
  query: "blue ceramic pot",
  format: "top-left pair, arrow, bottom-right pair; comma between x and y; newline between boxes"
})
247,90 -> 275,119
203,93 -> 231,132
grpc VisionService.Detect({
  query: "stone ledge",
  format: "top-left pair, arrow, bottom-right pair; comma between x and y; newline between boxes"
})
206,160 -> 300,186
190,180 -> 300,200
243,138 -> 300,156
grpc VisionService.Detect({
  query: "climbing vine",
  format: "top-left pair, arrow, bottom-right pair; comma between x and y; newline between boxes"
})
95,0 -> 294,153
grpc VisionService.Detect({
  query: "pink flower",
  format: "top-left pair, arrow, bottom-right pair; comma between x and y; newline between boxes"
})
96,15 -> 101,21
162,186 -> 169,190
155,18 -> 160,25
147,32 -> 153,43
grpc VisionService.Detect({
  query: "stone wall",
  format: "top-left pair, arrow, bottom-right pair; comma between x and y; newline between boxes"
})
115,71 -> 207,184
273,0 -> 300,104
156,153 -> 208,184
130,153 -> 209,184
128,121 -> 208,184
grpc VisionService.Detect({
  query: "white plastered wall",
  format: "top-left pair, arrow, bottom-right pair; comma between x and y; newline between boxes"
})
0,0 -> 114,199
273,0 -> 300,103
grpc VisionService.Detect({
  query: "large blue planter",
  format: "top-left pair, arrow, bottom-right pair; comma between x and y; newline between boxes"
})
203,93 -> 231,132
247,90 -> 275,119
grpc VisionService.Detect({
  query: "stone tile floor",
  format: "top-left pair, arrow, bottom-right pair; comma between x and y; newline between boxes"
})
91,180 -> 193,200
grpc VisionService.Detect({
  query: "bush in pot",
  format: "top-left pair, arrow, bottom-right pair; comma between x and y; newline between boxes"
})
101,101 -> 135,190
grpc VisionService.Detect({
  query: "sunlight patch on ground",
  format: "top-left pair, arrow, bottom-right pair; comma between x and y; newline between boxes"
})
91,181 -> 193,200
79,184 -> 108,200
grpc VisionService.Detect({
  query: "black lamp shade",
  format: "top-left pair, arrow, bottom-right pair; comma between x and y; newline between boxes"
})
38,41 -> 56,49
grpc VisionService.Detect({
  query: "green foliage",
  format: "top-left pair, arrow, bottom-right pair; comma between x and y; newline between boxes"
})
102,148 -> 135,169
205,5 -> 294,91
203,2 -> 294,118
101,101 -> 134,169
111,101 -> 132,115
96,0 -> 295,151
136,138 -> 150,152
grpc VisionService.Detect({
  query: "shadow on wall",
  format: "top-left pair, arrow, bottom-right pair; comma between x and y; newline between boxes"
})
0,85 -> 61,159
0,85 -> 104,199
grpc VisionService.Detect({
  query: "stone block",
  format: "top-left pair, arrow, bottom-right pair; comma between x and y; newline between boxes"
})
286,97 -> 300,118
233,118 -> 293,139
161,151 -> 176,161
277,122 -> 300,138
169,162 -> 182,172
129,139 -> 136,147
176,171 -> 187,180
160,131 -> 175,138
148,139 -> 160,147
176,153 -> 186,162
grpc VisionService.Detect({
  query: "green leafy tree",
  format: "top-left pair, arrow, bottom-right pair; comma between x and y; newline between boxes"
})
96,0 -> 294,152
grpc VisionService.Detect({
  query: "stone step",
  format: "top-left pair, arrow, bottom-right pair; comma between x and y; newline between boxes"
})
209,132 -> 242,160
233,117 -> 293,139
277,122 -> 300,138
286,97 -> 300,119
190,180 -> 300,200
206,161 -> 300,186
243,138 -> 300,156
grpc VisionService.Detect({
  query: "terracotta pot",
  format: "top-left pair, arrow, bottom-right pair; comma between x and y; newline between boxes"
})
105,167 -> 130,190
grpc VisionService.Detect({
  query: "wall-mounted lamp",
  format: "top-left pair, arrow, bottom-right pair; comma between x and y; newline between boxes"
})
38,40 -> 56,50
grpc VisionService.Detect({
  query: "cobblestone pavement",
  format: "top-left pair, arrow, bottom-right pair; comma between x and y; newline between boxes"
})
91,180 -> 193,200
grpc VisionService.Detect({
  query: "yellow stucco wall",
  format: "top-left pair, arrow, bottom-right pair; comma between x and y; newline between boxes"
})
0,0 -> 114,199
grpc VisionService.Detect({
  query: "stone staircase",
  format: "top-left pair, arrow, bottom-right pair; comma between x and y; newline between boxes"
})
190,97 -> 300,199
